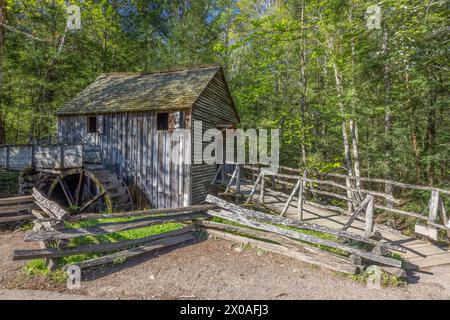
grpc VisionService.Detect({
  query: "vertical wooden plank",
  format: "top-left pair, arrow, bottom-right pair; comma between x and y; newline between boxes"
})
365,195 -> 375,238
259,173 -> 265,203
165,131 -> 170,207
298,175 -> 305,221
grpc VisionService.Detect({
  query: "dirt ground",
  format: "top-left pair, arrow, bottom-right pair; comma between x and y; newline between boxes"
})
0,230 -> 449,300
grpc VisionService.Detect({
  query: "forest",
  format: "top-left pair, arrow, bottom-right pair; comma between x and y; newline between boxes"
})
0,0 -> 448,188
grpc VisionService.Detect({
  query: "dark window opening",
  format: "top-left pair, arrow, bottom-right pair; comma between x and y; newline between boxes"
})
157,113 -> 169,131
87,116 -> 98,133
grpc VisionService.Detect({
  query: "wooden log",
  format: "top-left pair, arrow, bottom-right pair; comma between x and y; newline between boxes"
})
341,195 -> 371,231
379,266 -> 407,278
0,195 -> 33,205
280,179 -> 301,217
25,212 -> 207,242
36,204 -> 218,223
63,232 -> 195,270
32,188 -> 69,220
0,214 -> 34,223
0,203 -> 35,215
207,195 -> 405,252
365,196 -> 375,238
204,228 -> 357,275
205,204 -> 402,267
14,225 -> 195,261
30,209 -> 58,270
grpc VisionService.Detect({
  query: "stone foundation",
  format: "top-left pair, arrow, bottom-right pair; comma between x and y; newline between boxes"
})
18,168 -> 56,196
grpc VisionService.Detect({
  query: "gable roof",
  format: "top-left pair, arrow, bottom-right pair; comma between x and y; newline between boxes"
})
56,65 -> 225,115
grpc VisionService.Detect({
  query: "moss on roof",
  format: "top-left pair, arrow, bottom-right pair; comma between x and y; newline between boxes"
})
56,65 -> 221,115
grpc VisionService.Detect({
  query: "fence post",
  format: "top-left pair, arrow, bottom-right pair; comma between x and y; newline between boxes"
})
298,172 -> 306,221
364,195 -> 375,238
259,173 -> 265,203
428,190 -> 439,240
236,164 -> 241,194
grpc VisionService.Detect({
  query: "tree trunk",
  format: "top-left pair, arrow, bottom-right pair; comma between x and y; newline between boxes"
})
331,61 -> 354,212
405,71 -> 421,181
0,0 -> 6,145
299,0 -> 307,166
425,89 -> 436,185
382,23 -> 393,206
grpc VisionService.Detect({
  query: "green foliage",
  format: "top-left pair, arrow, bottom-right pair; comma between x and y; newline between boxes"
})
0,0 -> 448,187
0,171 -> 19,197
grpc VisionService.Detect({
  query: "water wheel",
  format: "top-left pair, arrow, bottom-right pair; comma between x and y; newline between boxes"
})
47,168 -> 133,214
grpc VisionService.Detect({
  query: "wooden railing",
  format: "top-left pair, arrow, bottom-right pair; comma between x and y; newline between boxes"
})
216,164 -> 450,241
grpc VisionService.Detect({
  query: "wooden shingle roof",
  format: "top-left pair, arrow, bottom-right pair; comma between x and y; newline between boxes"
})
56,65 -> 222,115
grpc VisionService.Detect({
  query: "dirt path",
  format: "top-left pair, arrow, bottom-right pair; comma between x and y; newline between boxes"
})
0,231 -> 449,300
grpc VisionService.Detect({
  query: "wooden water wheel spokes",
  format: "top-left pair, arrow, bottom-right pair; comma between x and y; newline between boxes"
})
47,168 -> 122,214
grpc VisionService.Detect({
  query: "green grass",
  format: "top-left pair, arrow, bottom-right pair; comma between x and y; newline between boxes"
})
334,269 -> 406,287
23,259 -> 68,285
59,221 -> 183,266
23,216 -> 183,277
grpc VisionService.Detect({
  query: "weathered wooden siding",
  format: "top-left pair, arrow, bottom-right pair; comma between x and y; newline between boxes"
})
191,69 -> 239,204
0,144 -> 83,170
99,112 -> 190,209
58,116 -> 102,145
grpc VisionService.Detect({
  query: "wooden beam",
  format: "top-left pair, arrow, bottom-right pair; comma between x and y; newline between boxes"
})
225,166 -> 237,193
204,228 -> 357,274
0,214 -> 34,223
206,195 -> 405,253
0,203 -> 35,215
280,179 -> 301,217
36,204 -> 218,223
75,170 -> 84,206
365,196 -> 375,238
14,225 -> 195,261
0,195 -> 33,205
63,232 -> 195,270
207,208 -> 401,267
32,188 -> 69,220
79,191 -> 106,212
25,212 -> 206,242
244,172 -> 263,205
341,195 -> 371,231
57,175 -> 75,207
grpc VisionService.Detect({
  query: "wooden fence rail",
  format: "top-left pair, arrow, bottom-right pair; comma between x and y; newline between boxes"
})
0,195 -> 35,224
13,188 -> 209,271
216,164 -> 450,242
